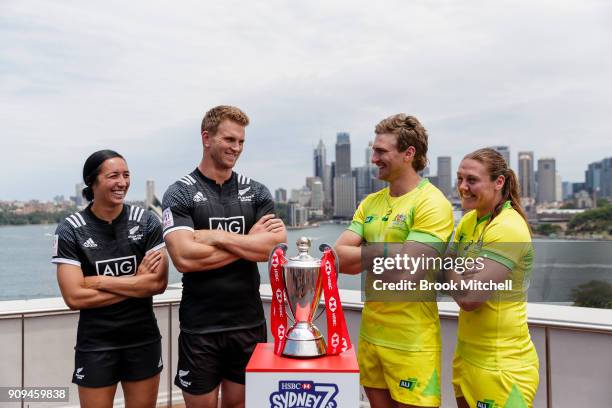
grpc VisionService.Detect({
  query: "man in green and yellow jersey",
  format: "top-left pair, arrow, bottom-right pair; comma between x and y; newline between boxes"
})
446,148 -> 539,408
335,114 -> 453,408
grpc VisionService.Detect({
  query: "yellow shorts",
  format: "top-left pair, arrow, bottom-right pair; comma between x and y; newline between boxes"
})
452,355 -> 539,408
358,338 -> 441,407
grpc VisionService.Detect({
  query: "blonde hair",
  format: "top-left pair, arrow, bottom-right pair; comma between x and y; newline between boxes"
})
201,105 -> 250,135
375,114 -> 428,172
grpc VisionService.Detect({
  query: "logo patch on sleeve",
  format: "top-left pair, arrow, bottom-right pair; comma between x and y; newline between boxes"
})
162,208 -> 174,229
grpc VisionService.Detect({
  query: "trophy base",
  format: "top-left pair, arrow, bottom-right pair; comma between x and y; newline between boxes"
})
282,322 -> 327,358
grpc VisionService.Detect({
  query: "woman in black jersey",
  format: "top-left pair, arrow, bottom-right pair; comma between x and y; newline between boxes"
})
52,150 -> 168,408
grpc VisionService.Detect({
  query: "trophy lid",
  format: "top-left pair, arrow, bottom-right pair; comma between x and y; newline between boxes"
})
285,237 -> 321,268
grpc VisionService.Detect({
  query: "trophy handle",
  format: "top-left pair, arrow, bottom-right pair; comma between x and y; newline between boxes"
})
318,244 -> 339,283
268,243 -> 295,325
313,244 -> 340,321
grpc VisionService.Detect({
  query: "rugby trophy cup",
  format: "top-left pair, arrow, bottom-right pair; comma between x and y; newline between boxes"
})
268,237 -> 351,358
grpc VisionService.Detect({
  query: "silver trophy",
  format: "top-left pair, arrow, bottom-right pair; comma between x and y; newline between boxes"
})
269,237 -> 338,358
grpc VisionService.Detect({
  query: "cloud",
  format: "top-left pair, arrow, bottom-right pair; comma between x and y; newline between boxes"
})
1,0 -> 611,200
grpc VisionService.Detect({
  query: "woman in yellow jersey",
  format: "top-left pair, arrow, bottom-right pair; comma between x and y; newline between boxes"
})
446,148 -> 539,408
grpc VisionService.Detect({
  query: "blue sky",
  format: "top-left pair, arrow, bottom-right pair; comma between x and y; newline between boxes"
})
2,0 -> 611,201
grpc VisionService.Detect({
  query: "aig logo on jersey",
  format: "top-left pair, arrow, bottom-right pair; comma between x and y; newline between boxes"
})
209,216 -> 245,234
95,255 -> 137,277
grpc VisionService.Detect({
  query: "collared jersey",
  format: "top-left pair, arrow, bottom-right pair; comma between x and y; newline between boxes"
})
162,168 -> 274,334
348,179 -> 454,351
52,204 -> 165,351
451,201 -> 538,369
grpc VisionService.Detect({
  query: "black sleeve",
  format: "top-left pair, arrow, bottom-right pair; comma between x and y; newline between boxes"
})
254,184 -> 275,220
145,211 -> 165,252
51,221 -> 81,266
161,183 -> 195,237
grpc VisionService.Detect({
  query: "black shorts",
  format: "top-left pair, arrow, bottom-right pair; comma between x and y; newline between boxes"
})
73,340 -> 162,388
175,324 -> 267,394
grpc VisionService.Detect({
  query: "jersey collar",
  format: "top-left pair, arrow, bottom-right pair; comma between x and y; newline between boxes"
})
85,203 -> 127,225
194,167 -> 236,188
476,200 -> 512,224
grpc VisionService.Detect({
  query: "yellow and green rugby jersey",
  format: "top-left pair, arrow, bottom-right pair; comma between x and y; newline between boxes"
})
451,201 -> 538,370
348,178 -> 454,351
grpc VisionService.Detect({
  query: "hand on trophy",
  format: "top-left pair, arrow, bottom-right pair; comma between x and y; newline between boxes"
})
249,214 -> 285,235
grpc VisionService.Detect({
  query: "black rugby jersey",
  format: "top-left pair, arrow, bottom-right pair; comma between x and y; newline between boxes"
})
162,168 -> 274,334
52,204 -> 164,351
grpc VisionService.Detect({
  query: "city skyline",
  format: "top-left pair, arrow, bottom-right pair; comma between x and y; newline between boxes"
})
2,139 -> 610,203
3,1 -> 612,201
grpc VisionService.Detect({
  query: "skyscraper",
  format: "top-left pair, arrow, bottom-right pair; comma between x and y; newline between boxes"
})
490,146 -> 511,167
335,132 -> 351,176
354,167 -> 371,202
537,158 -> 556,204
555,172 -> 563,202
310,180 -> 324,211
518,151 -> 535,198
314,139 -> 326,179
365,141 -> 373,166
145,180 -> 156,209
586,157 -> 612,197
274,188 -> 287,203
334,175 -> 356,218
437,156 -> 452,197
75,182 -> 86,207
314,140 -> 330,208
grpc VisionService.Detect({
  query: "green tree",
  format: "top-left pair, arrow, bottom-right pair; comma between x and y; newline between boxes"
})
571,280 -> 612,309
534,223 -> 562,236
567,206 -> 612,234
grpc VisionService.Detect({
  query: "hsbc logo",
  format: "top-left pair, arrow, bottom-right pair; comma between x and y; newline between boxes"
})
277,325 -> 286,339
325,261 -> 332,276
331,333 -> 339,348
328,297 -> 337,313
275,288 -> 284,303
95,255 -> 137,277
209,216 -> 245,234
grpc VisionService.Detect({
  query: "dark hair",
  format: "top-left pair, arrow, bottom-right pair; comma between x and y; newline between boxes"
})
463,148 -> 531,232
82,150 -> 124,201
374,114 -> 429,172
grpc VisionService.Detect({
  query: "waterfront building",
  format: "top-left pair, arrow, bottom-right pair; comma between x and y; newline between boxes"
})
518,151 -> 536,199
437,156 -> 452,197
310,179 -> 324,211
490,145 -> 511,167
274,188 -> 287,203
585,157 -> 612,198
333,174 -> 356,218
335,132 -> 351,176
537,158 -> 556,204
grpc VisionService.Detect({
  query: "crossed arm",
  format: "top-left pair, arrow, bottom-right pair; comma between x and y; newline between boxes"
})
165,214 -> 287,273
57,249 -> 169,310
444,254 -> 511,311
334,230 -> 441,279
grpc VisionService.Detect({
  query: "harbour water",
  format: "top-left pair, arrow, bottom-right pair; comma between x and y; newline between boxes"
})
0,223 -> 355,301
1,223 -> 611,304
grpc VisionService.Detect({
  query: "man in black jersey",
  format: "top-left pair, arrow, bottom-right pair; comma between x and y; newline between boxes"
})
162,105 -> 286,408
